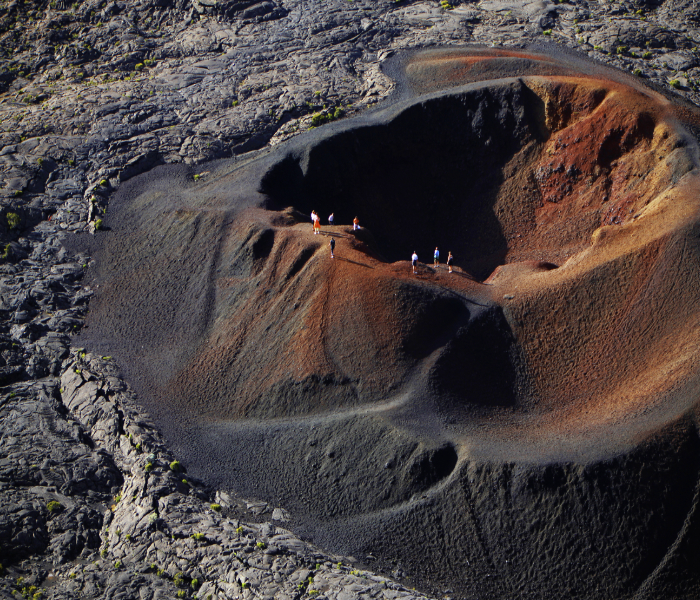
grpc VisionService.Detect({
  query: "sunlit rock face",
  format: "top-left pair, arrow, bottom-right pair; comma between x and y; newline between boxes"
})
83,48 -> 700,599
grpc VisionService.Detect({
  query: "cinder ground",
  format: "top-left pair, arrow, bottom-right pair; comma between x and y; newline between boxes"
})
77,49 -> 700,599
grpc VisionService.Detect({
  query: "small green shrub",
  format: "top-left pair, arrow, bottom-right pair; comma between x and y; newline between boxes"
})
633,68 -> 642,76
173,572 -> 185,587
169,460 -> 181,472
670,79 -> 681,88
99,179 -> 108,186
114,560 -> 121,569
134,63 -> 144,70
192,532 -> 205,540
231,99 -> 239,107
145,462 -> 153,472
95,219 -> 103,231
191,578 -> 199,589
236,526 -> 243,534
256,542 -> 266,549
176,592 -> 186,598
542,29 -> 552,35
6,212 -> 20,230
210,503 -> 221,512
68,572 -> 77,579
47,500 -> 61,513
643,51 -> 652,59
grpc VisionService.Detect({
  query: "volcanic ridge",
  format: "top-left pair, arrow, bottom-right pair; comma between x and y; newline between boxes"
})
81,48 -> 700,599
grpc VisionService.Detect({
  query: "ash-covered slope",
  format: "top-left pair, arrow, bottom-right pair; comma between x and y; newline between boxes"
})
76,49 -> 700,599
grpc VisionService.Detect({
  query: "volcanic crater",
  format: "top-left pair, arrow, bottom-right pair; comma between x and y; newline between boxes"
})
81,48 -> 700,599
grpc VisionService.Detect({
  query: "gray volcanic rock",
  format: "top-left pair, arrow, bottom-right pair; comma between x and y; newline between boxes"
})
4,0 -> 700,599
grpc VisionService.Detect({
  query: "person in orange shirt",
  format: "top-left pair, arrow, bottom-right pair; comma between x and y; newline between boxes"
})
353,216 -> 360,230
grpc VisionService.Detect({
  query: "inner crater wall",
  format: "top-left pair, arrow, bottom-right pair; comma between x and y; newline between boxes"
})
261,77 -> 680,280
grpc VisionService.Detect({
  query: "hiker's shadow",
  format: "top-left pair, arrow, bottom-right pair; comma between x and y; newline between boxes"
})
335,256 -> 375,269
430,266 -> 480,282
319,231 -> 352,239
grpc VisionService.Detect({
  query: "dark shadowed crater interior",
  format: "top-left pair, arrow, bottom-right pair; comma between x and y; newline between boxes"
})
262,85 -> 554,280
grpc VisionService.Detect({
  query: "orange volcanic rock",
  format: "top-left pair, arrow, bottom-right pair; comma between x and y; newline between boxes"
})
82,48 -> 700,599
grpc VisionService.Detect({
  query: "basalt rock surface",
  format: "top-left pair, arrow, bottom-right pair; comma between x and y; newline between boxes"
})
4,0 -> 700,599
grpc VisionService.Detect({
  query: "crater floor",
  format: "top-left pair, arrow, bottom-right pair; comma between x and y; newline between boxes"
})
80,48 -> 700,599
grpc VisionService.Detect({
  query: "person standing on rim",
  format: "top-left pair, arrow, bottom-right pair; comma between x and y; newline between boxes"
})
329,213 -> 334,226
311,210 -> 318,233
353,216 -> 360,230
330,237 -> 335,258
434,247 -> 439,267
412,251 -> 418,274
447,251 -> 453,273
